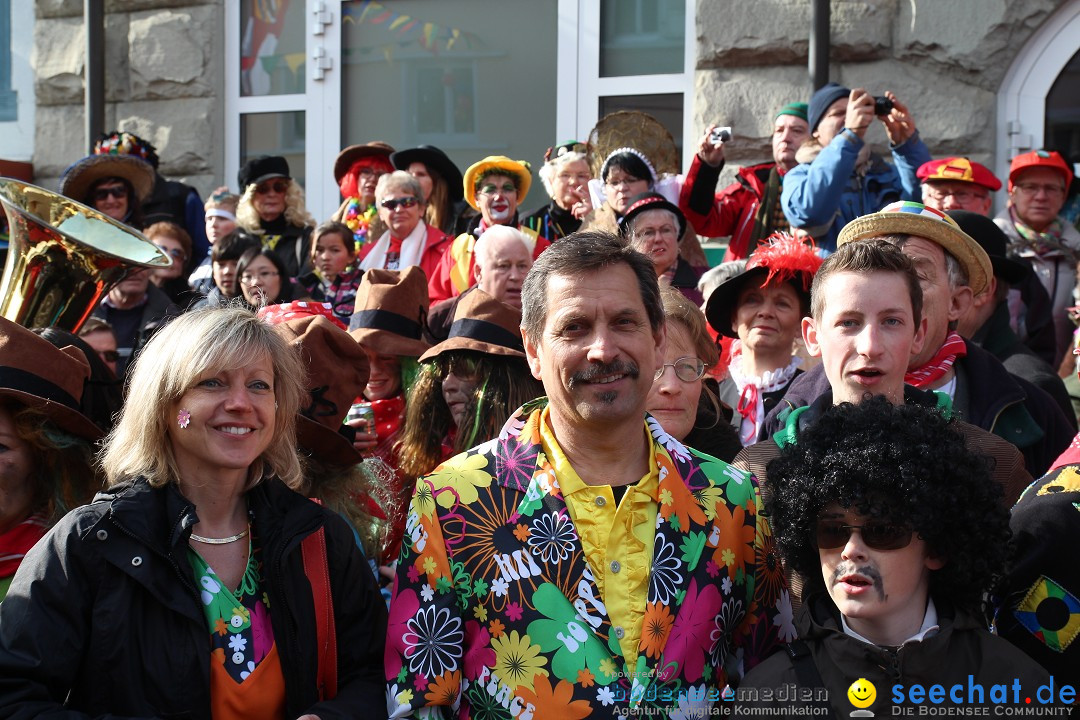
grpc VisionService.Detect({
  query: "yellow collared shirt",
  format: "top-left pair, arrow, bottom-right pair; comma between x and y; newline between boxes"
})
538,408 -> 659,668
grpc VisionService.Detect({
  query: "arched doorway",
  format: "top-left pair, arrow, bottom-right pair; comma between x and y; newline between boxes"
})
996,0 -> 1080,201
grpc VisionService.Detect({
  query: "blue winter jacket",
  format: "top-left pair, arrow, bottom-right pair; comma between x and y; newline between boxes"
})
781,129 -> 931,251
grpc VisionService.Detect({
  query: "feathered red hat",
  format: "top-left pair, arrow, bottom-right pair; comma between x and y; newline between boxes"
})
705,233 -> 823,338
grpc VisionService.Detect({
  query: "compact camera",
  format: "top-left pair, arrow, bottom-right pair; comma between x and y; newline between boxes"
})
709,126 -> 732,144
873,96 -> 894,116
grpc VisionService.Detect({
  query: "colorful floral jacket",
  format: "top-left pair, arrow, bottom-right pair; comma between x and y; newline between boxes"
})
385,400 -> 788,719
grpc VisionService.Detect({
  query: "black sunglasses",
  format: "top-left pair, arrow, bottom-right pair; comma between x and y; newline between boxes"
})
93,186 -> 127,201
380,196 -> 419,211
814,518 -> 913,551
255,179 -> 290,195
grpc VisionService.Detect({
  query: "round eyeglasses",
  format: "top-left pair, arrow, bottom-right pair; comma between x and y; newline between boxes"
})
654,356 -> 706,383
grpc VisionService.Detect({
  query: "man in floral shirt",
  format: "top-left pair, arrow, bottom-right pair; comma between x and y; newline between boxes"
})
386,231 -> 787,718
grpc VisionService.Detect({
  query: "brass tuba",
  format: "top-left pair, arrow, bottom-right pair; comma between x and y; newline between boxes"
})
0,179 -> 170,331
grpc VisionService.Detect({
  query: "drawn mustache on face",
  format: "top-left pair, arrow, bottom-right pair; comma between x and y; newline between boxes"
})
832,561 -> 887,601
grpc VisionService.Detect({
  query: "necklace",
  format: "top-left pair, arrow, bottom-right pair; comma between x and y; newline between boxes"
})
189,526 -> 249,545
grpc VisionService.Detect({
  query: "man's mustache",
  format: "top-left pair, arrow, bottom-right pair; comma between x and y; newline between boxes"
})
568,360 -> 639,388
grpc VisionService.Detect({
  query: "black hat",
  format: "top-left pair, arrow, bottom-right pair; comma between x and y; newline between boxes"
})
617,191 -> 686,239
704,234 -> 822,338
390,146 -> 464,202
238,155 -> 291,190
808,82 -> 851,132
946,210 -> 1027,285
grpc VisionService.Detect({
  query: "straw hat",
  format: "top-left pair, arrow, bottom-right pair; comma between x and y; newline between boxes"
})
349,267 -> 431,357
59,154 -> 155,205
268,313 -> 369,466
585,111 -> 679,180
0,316 -> 102,440
419,288 -> 524,362
462,156 -> 532,211
837,201 -> 991,295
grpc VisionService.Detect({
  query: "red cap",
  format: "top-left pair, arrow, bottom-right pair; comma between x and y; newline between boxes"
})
1008,150 -> 1074,192
917,157 -> 1001,191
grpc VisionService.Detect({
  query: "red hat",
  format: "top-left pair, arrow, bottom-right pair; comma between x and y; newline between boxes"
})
917,157 -> 1001,192
1008,150 -> 1074,192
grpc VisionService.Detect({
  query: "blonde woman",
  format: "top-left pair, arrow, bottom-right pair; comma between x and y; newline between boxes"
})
236,155 -> 317,278
0,307 -> 387,718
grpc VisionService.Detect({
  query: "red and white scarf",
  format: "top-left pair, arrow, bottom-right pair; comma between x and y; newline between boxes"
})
728,342 -> 802,446
904,330 -> 967,388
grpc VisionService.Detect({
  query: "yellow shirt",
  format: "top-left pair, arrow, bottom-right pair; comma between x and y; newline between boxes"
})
538,408 -> 659,668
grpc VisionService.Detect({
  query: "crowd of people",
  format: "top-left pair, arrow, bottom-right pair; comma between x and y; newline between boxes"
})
0,78 -> 1078,717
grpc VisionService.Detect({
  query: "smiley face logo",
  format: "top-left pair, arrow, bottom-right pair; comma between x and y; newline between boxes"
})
847,678 -> 876,709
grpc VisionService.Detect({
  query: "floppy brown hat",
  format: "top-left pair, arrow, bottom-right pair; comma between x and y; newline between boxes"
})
0,316 -> 102,440
837,201 -> 991,296
349,266 -> 431,357
270,314 -> 370,467
419,288 -> 525,362
59,154 -> 155,205
334,141 -> 395,185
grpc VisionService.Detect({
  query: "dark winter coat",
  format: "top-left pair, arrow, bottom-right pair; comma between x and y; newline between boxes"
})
736,594 -> 1053,718
0,476 -> 388,720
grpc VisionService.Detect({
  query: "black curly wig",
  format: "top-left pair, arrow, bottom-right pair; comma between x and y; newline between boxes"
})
765,395 -> 1011,612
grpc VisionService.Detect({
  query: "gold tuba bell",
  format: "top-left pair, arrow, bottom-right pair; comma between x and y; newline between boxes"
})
0,179 -> 170,332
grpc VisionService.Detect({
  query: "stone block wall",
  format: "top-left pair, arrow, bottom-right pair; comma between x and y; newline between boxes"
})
32,0 -> 223,198
693,0 -> 1068,189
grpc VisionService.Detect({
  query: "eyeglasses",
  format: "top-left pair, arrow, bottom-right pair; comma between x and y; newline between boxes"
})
155,245 -> 186,260
814,518 -> 914,551
255,180 -> 289,195
358,168 -> 386,179
924,187 -> 988,203
478,182 -> 517,196
1014,182 -> 1066,198
93,186 -> 127,201
654,356 -> 706,383
239,270 -> 280,284
380,196 -> 419,211
605,177 -> 646,190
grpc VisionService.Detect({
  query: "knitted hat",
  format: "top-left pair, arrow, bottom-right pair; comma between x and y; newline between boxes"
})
617,191 -> 686,239
705,234 -> 823,338
917,157 -> 1002,192
808,82 -> 851,132
837,201 -> 992,296
776,102 -> 809,122
1007,150 -> 1074,193
463,156 -> 532,211
419,288 -> 524,362
946,210 -> 1026,285
348,267 -> 431,357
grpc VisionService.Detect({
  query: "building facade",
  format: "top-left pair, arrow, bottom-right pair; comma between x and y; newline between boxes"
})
12,0 -> 1080,224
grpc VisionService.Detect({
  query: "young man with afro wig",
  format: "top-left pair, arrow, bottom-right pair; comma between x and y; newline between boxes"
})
736,397 -> 1052,717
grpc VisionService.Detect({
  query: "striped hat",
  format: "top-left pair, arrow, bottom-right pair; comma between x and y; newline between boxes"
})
837,201 -> 991,295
